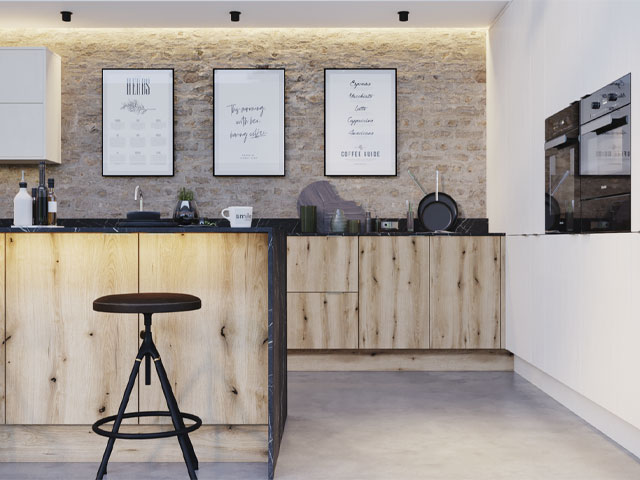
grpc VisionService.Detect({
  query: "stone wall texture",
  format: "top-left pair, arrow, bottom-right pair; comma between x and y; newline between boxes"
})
0,28 -> 486,219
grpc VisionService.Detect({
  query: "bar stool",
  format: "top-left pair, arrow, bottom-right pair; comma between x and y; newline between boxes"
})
92,293 -> 203,480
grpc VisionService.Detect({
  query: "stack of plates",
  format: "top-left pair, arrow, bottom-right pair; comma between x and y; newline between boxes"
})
297,181 -> 365,233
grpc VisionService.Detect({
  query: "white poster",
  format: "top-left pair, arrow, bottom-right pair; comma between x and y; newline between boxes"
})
325,69 -> 397,176
102,69 -> 173,176
214,69 -> 285,176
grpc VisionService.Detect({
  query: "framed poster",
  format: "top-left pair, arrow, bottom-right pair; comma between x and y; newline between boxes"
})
324,68 -> 397,176
213,68 -> 285,176
102,68 -> 174,176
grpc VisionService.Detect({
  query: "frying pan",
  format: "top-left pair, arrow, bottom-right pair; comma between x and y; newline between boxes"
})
408,169 -> 458,231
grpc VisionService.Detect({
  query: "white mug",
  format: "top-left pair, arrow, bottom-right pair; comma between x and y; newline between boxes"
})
221,206 -> 253,228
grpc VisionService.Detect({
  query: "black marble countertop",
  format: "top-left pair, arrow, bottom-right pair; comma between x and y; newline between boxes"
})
0,218 -> 504,236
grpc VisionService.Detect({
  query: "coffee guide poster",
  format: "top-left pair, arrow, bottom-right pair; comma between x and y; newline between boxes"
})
325,69 -> 397,176
102,69 -> 174,176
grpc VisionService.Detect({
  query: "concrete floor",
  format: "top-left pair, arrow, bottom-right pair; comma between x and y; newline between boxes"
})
1,372 -> 639,480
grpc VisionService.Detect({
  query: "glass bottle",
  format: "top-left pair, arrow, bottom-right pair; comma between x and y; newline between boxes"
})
36,162 -> 48,226
31,187 -> 37,225
47,178 -> 57,226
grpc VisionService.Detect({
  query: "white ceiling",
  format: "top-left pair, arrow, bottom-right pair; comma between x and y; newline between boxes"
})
0,0 -> 509,28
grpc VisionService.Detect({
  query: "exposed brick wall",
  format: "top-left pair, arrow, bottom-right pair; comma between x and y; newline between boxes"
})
0,28 -> 486,219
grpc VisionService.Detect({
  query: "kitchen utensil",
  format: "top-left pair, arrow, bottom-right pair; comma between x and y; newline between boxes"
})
418,170 -> 458,231
299,205 -> 317,233
347,219 -> 360,234
221,206 -> 253,228
409,169 -> 458,229
331,209 -> 347,233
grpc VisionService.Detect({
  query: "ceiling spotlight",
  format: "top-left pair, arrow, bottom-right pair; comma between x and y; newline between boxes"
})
230,11 -> 241,22
398,11 -> 409,22
60,11 -> 73,22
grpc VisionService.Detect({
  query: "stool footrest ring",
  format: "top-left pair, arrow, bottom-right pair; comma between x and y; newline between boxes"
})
92,411 -> 202,440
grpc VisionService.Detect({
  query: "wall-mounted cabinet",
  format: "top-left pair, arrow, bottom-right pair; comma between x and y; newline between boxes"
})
287,235 -> 504,351
0,47 -> 61,164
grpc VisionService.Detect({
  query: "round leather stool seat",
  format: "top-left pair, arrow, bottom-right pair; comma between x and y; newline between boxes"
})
93,292 -> 201,314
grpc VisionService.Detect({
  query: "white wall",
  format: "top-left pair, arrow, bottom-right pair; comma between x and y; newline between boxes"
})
488,0 -> 640,456
487,0 -> 640,234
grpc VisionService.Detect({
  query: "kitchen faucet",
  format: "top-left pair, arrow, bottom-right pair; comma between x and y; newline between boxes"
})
134,185 -> 144,211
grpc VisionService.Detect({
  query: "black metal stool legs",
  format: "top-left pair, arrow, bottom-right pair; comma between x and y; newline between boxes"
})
96,349 -> 143,479
153,349 -> 199,476
94,313 -> 200,480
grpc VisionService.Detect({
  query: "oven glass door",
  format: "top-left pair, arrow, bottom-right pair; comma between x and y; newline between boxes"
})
545,135 -> 579,232
580,104 -> 630,175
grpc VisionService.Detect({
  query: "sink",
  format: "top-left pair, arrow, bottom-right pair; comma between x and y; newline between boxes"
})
126,211 -> 161,221
120,211 -> 176,227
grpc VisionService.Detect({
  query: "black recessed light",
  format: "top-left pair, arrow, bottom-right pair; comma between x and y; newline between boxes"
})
230,11 -> 241,22
398,11 -> 409,22
60,11 -> 73,22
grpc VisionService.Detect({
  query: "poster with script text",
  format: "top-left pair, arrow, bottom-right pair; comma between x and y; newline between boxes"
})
325,69 -> 396,176
102,69 -> 174,176
214,69 -> 285,176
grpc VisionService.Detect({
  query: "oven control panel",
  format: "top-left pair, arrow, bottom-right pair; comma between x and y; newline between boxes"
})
580,73 -> 631,124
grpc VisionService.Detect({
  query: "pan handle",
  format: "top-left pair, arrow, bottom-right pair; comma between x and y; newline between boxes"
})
436,170 -> 439,202
407,169 -> 428,195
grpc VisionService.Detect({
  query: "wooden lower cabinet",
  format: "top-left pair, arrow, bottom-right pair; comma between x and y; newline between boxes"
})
287,236 -> 358,292
0,234 -> 5,424
430,237 -> 501,349
359,237 -> 430,349
138,233 -> 269,425
287,293 -> 358,349
5,233 -> 139,424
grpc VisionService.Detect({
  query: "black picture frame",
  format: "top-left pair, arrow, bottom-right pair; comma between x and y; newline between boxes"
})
213,68 -> 286,177
324,68 -> 397,177
102,68 -> 175,177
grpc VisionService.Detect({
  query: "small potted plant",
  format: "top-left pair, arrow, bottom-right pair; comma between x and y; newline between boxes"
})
173,187 -> 199,225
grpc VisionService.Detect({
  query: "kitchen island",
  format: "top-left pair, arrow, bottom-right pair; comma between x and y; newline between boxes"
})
0,223 -> 287,479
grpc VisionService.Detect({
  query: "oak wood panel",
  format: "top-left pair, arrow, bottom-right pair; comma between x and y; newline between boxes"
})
500,236 -> 506,349
359,237 -> 430,349
5,233 -> 139,424
430,237 -> 501,349
0,234 -> 5,424
0,424 -> 267,462
287,237 -> 358,292
288,350 -> 514,372
287,293 -> 358,349
138,233 -> 268,425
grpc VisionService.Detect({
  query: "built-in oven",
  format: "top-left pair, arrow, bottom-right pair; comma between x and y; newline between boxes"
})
579,74 -> 631,232
545,102 -> 580,232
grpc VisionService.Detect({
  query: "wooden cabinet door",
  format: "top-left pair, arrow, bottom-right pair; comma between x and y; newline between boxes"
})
5,233 -> 139,424
139,233 -> 268,425
287,237 -> 358,292
359,237 -> 430,349
430,237 -> 500,349
287,293 -> 358,349
0,234 -> 5,424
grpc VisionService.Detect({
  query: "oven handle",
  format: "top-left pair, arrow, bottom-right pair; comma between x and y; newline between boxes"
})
544,135 -> 567,150
544,134 -> 577,150
581,106 -> 630,136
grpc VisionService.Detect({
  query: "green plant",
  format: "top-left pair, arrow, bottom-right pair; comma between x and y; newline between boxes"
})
178,187 -> 194,201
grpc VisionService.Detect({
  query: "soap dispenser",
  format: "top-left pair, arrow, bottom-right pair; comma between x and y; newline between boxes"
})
13,171 -> 33,226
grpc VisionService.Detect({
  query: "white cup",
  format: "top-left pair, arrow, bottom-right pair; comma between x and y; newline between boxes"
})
221,206 -> 253,228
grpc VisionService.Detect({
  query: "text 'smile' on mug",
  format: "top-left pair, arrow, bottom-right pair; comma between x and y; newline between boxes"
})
221,206 -> 253,228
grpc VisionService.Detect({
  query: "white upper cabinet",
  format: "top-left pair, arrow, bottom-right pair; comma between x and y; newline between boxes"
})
0,47 -> 61,164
